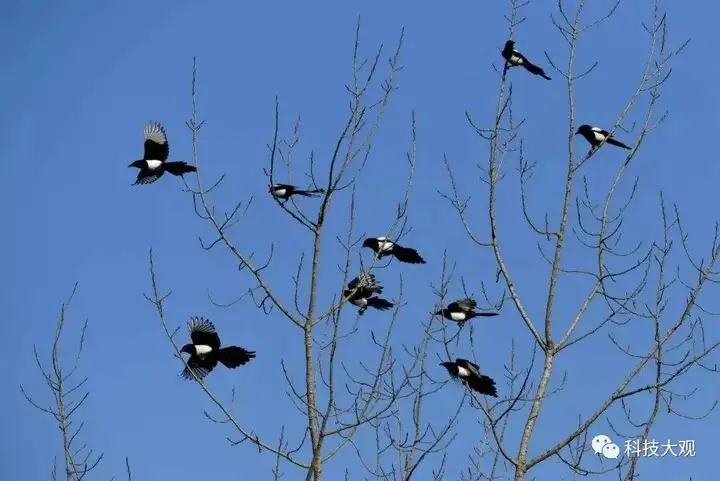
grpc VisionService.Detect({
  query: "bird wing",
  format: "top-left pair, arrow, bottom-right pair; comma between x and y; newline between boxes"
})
456,358 -> 481,376
348,272 -> 376,290
181,357 -> 218,381
188,317 -> 222,349
449,298 -> 477,312
143,121 -> 170,161
591,127 -> 610,137
134,173 -> 161,185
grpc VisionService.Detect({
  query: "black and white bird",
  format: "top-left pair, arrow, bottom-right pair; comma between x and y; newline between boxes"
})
501,40 -> 551,80
362,237 -> 426,264
269,184 -> 325,202
434,298 -> 499,328
343,273 -> 394,315
179,317 -> 256,381
575,124 -> 631,152
441,358 -> 498,397
128,121 -> 197,185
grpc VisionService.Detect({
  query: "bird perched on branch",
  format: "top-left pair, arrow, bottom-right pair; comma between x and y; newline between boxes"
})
179,317 -> 256,381
441,358 -> 498,397
362,237 -> 426,264
435,298 -> 499,328
575,124 -> 631,152
501,40 -> 551,80
344,273 -> 394,315
269,184 -> 325,202
128,121 -> 197,185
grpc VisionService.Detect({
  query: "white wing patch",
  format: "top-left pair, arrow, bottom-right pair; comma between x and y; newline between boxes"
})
509,53 -> 523,65
351,297 -> 368,307
378,240 -> 394,252
450,311 -> 467,321
195,345 -> 213,355
144,122 -> 168,144
145,160 -> 163,170
272,188 -> 287,197
592,130 -> 607,141
456,366 -> 471,378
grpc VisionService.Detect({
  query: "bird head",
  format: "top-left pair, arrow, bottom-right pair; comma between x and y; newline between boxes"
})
268,184 -> 277,192
362,238 -> 374,249
504,40 -> 515,48
440,361 -> 455,372
433,308 -> 444,316
575,125 -> 590,136
128,160 -> 144,168
180,344 -> 194,355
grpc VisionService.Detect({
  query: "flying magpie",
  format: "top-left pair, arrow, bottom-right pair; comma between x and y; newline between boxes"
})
343,273 -> 394,315
575,124 -> 631,152
501,40 -> 551,80
441,358 -> 498,397
435,298 -> 499,328
269,184 -> 325,202
362,237 -> 426,264
128,121 -> 197,185
179,317 -> 256,381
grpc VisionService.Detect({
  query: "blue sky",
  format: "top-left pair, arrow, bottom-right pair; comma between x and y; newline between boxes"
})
2,0 -> 718,479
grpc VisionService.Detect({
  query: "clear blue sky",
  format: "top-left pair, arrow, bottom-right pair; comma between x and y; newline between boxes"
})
2,1 -> 718,480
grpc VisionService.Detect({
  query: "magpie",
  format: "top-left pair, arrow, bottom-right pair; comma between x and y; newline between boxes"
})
441,358 -> 498,397
362,237 -> 426,264
128,121 -> 197,185
269,183 -> 325,202
179,317 -> 256,381
501,40 -> 551,80
575,124 -> 631,151
434,298 -> 499,328
343,273 -> 394,315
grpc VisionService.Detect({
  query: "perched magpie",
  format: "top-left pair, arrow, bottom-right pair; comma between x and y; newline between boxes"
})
179,317 -> 256,381
343,273 -> 394,315
441,358 -> 498,397
501,40 -> 551,80
269,183 -> 325,202
362,237 -> 426,264
434,298 -> 499,328
128,121 -> 197,185
575,124 -> 631,151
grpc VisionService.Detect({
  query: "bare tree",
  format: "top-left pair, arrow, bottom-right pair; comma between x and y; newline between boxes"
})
439,0 -> 719,480
138,3 -> 717,481
144,17 -> 449,481
21,284 -> 133,481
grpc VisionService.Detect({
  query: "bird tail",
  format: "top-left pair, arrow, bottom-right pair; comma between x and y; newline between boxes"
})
295,188 -> 325,197
606,138 -> 631,150
367,297 -> 394,311
469,311 -> 500,319
523,62 -> 551,80
164,161 -> 198,176
467,374 -> 498,397
217,346 -> 256,369
393,246 -> 426,264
